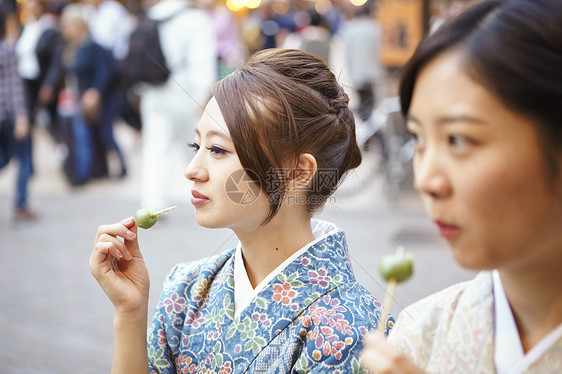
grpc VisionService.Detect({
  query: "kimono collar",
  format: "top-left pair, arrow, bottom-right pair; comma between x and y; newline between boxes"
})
233,219 -> 339,317
202,222 -> 357,366
428,271 -> 496,373
493,270 -> 562,373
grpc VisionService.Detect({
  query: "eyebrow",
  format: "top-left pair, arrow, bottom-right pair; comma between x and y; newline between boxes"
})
194,128 -> 232,142
407,114 -> 488,126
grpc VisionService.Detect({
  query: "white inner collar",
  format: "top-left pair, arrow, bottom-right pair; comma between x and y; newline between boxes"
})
493,270 -> 562,374
233,219 -> 338,318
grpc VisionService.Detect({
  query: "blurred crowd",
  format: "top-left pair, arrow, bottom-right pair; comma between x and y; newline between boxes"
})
0,0 -> 466,221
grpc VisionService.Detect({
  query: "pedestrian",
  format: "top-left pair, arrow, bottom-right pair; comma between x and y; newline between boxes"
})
82,0 -> 131,62
16,0 -> 63,146
90,49 -> 392,372
0,7 -> 36,221
201,0 -> 246,79
338,3 -> 384,121
360,0 -> 562,373
139,0 -> 216,211
59,3 -> 113,185
282,9 -> 333,66
82,0 -> 129,178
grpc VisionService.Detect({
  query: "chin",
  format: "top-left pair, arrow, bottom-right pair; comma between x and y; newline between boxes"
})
451,247 -> 492,272
193,211 -> 225,229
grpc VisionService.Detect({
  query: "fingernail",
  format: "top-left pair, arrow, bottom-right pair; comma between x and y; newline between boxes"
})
126,230 -> 136,239
125,252 -> 133,260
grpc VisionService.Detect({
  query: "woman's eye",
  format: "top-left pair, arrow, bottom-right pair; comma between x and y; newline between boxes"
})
409,131 -> 425,150
187,142 -> 200,152
207,146 -> 227,156
448,135 -> 470,148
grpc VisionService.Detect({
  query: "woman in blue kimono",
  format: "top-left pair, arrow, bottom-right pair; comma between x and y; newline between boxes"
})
360,0 -> 562,373
90,49 -> 391,373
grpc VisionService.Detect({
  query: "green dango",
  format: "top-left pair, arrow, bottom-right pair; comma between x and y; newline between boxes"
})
134,206 -> 177,229
379,252 -> 414,283
377,247 -> 414,332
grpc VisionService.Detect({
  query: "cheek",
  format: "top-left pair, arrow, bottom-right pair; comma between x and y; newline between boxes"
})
456,159 -> 555,251
456,159 -> 530,232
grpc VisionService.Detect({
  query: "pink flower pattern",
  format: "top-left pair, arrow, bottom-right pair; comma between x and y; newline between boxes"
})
272,282 -> 297,305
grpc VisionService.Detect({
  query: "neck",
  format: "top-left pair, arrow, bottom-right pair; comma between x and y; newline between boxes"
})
236,211 -> 315,288
499,254 -> 562,352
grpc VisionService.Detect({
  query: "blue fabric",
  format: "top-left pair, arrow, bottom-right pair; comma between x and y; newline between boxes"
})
148,230 -> 393,373
71,112 -> 93,182
71,39 -> 113,96
99,92 -> 125,172
0,120 -> 12,169
0,119 -> 33,208
14,135 -> 32,207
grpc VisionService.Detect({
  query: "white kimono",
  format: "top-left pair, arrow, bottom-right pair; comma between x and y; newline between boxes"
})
388,272 -> 562,373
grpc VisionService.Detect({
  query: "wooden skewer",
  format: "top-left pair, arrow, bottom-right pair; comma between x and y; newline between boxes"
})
378,246 -> 404,333
153,205 -> 177,216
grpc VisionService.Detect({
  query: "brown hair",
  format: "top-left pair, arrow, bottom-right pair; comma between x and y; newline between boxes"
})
213,49 -> 361,223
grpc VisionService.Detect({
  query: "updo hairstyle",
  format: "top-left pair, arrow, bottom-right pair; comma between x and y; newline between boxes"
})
213,49 -> 362,223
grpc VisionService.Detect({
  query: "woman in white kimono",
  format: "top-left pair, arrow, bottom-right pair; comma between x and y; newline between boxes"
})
90,49 -> 391,373
360,0 -> 562,373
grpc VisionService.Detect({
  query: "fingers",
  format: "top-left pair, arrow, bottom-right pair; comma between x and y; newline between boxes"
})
360,332 -> 424,374
101,233 -> 133,260
90,235 -> 129,276
360,332 -> 394,373
123,222 -> 142,259
92,217 -> 140,264
94,217 -> 137,244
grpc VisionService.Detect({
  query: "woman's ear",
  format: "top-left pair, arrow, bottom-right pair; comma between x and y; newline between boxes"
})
288,153 -> 317,191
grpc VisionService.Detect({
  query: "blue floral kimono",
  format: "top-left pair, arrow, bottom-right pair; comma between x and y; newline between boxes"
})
147,228 -> 392,373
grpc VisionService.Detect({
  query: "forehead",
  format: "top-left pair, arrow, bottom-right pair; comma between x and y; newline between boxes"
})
410,50 -> 491,116
196,97 -> 231,140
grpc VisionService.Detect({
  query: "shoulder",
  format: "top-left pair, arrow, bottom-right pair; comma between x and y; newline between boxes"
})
39,27 -> 61,41
390,278 -> 472,338
80,40 -> 103,53
387,274 -> 485,364
405,278 -> 472,316
162,249 -> 235,291
395,272 -> 491,328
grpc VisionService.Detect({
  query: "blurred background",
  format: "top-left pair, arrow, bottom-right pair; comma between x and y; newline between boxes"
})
0,0 -> 475,372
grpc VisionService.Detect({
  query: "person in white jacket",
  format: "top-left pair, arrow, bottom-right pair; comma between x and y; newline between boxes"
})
140,0 -> 216,210
338,4 -> 384,121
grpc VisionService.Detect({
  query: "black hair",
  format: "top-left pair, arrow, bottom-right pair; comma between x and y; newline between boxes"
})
400,0 -> 562,171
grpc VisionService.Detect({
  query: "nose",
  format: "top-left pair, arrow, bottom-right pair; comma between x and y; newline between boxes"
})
184,151 -> 209,182
413,147 -> 451,199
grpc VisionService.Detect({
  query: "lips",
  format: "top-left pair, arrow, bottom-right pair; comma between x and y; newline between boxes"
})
434,220 -> 461,239
191,189 -> 209,206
